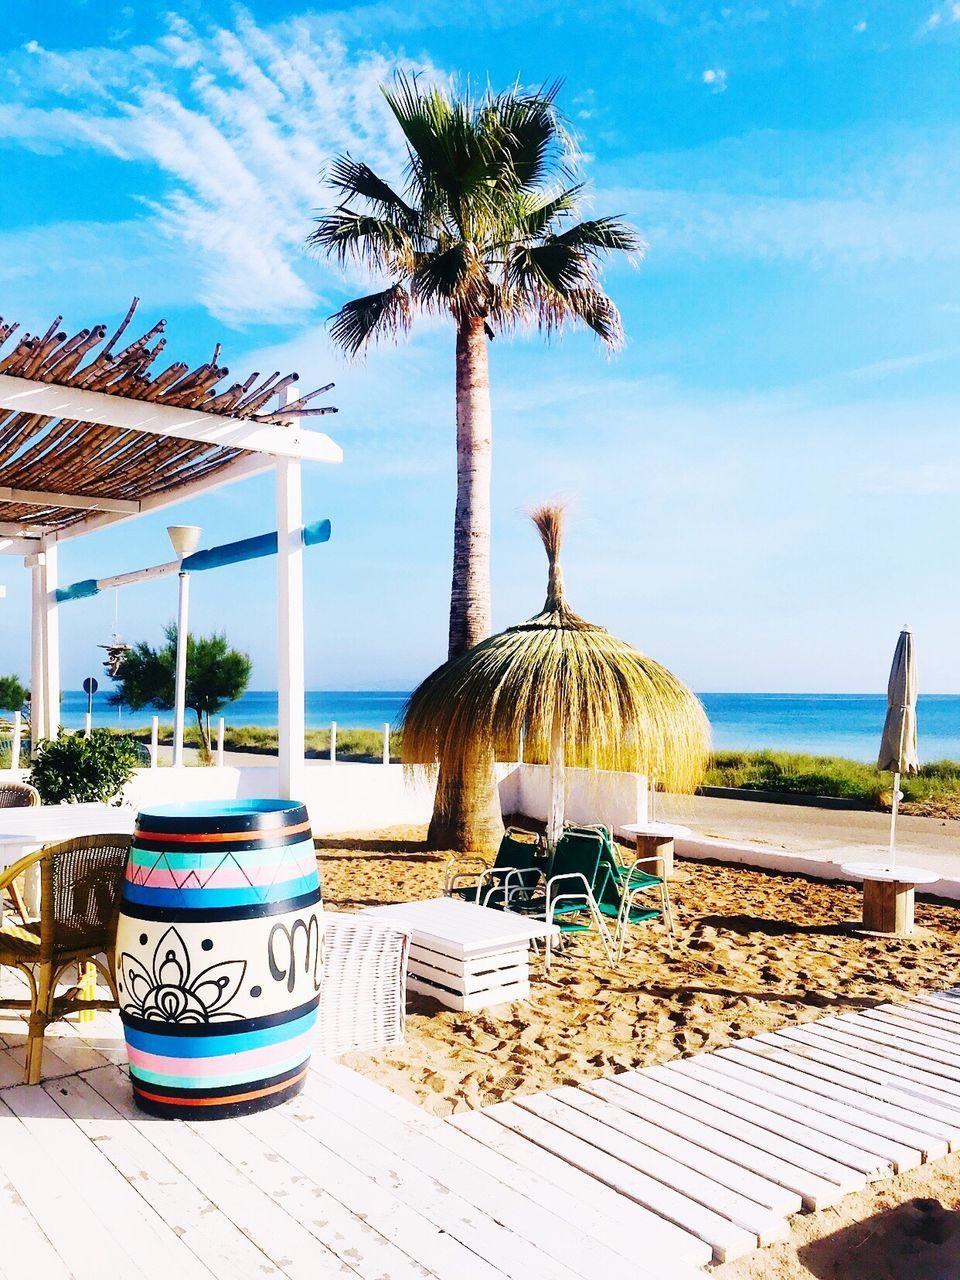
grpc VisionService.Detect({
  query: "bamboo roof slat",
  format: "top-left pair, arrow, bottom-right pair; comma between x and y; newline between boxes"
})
0,299 -> 338,532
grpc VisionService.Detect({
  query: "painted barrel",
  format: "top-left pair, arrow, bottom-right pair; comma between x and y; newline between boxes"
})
115,799 -> 322,1119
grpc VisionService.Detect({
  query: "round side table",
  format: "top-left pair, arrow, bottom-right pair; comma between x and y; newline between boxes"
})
840,861 -> 940,936
620,822 -> 692,880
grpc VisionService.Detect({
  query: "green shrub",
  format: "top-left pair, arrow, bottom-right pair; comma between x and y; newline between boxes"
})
28,729 -> 141,804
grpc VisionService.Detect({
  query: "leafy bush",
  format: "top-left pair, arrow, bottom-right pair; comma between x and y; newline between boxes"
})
0,675 -> 27,714
28,730 -> 142,804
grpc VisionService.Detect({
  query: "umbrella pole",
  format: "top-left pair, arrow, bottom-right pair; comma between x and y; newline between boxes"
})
889,770 -> 900,870
547,718 -> 565,851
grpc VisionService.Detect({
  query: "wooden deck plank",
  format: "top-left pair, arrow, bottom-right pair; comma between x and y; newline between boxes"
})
796,1020 -> 960,1088
538,1086 -> 790,1243
181,1109 -> 433,1280
0,1094 -> 147,1280
862,1005 -> 960,1048
5,1080 -> 215,1280
48,1070 -> 289,1280
83,1065 -> 350,1280
613,1072 -> 848,1208
749,1031 -> 960,1133
0,1164 -> 72,1280
683,1053 -> 921,1172
315,1066 -> 653,1279
713,1045 -> 950,1161
480,1100 -> 719,1265
296,1069 -> 598,1280
448,1106 -> 713,1267
771,1025 -> 960,1110
240,1101 -> 504,1280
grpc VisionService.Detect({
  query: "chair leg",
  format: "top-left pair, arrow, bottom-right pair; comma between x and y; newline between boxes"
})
24,961 -> 53,1085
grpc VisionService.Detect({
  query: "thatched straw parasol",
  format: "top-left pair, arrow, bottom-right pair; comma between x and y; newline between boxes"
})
402,504 -> 711,849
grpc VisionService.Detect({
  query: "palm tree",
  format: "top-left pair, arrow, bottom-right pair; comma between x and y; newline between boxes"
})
309,75 -> 642,851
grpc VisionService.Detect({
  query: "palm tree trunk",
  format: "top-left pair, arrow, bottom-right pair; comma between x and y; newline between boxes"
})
447,317 -> 492,658
427,317 -> 502,854
195,706 -> 211,761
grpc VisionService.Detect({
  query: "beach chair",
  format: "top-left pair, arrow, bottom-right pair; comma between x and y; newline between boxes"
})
561,824 -> 675,964
443,828 -> 544,907
503,828 -> 615,971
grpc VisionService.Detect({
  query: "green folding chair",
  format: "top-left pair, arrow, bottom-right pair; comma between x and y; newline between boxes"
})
570,823 -> 675,962
443,828 -> 544,908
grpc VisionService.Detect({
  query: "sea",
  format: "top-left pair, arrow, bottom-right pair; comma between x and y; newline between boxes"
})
57,690 -> 960,763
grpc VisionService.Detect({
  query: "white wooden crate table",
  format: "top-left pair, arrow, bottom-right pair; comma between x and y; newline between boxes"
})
620,821 -> 692,879
840,861 -> 940,936
0,802 -> 135,919
363,897 -> 559,1012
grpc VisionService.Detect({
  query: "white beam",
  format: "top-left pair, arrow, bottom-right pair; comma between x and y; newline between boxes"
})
0,537 -> 41,555
0,523 -> 45,538
52,451 -> 278,544
0,375 -> 343,464
0,485 -> 140,514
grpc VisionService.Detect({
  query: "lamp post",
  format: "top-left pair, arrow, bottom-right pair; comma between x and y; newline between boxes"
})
167,525 -> 201,767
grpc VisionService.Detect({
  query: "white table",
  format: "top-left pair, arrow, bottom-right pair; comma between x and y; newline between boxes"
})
620,821 -> 692,879
840,861 -> 940,936
363,897 -> 559,1012
0,803 -> 135,918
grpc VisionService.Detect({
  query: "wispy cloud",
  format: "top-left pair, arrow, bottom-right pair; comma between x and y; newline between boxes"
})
702,67 -> 728,93
6,13 -> 440,325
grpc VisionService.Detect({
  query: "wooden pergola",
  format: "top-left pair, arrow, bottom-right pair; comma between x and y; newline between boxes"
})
0,299 -> 342,797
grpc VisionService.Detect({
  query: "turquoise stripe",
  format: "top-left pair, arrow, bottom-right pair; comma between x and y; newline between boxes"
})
121,872 -> 319,908
124,1009 -> 317,1058
129,1049 -> 308,1090
129,836 -> 316,870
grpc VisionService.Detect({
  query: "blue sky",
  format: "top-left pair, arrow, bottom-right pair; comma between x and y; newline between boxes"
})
1,0 -> 959,695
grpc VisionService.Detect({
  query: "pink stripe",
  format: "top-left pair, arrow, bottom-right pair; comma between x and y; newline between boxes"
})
126,1029 -> 314,1078
125,853 -> 317,889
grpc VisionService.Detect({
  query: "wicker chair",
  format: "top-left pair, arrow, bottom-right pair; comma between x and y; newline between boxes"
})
316,913 -> 410,1058
0,782 -> 41,920
0,781 -> 40,808
0,834 -> 130,1084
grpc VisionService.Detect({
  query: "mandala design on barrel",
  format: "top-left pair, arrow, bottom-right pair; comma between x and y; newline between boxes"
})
120,926 -> 247,1024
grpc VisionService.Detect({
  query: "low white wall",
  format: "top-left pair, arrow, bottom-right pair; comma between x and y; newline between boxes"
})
504,763 -> 649,838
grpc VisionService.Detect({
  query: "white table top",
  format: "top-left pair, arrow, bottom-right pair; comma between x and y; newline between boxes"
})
0,802 -> 135,863
363,897 -> 559,958
840,861 -> 940,886
621,822 -> 692,839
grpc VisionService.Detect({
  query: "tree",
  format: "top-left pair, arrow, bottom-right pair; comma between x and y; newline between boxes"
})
309,75 -> 641,851
0,675 -> 27,715
113,625 -> 252,757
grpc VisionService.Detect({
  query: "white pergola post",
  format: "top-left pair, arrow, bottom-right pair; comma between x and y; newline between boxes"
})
29,560 -> 45,748
276,395 -> 305,800
41,541 -> 61,740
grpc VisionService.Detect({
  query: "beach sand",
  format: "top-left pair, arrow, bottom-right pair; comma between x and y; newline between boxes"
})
319,823 -> 960,1280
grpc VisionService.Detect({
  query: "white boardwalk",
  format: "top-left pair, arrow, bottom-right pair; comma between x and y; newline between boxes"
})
452,988 -> 960,1266
6,991 -> 960,1277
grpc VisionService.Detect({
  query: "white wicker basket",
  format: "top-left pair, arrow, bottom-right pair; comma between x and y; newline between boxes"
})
316,912 -> 410,1058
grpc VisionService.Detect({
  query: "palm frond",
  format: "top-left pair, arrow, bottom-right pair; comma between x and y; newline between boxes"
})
308,210 -> 414,272
412,241 -> 490,314
482,81 -> 568,191
506,241 -> 595,295
326,155 -> 418,225
564,288 -> 625,348
327,284 -> 411,356
552,216 -> 646,259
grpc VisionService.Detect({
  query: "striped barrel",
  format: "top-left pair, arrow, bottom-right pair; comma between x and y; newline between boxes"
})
115,799 -> 322,1119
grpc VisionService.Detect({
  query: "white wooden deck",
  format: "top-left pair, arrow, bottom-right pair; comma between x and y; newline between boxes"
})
5,990 -> 960,1277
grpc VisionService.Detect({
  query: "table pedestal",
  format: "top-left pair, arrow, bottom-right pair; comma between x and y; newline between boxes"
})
862,878 -> 915,935
635,834 -> 675,880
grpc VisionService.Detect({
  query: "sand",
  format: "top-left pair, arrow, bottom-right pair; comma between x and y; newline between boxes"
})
318,823 -> 960,1280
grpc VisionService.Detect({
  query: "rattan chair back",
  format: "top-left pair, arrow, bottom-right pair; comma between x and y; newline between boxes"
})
0,782 -> 40,808
38,834 -> 131,962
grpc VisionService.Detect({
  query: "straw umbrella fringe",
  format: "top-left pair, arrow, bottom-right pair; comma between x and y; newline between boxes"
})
402,505 -> 711,851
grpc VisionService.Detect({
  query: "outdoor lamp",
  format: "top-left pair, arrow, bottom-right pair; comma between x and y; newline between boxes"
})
167,525 -> 202,766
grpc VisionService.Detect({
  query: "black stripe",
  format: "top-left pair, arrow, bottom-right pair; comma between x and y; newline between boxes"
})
132,827 -> 314,855
119,994 -> 320,1038
130,1064 -> 308,1120
136,803 -> 308,836
117,889 -> 321,923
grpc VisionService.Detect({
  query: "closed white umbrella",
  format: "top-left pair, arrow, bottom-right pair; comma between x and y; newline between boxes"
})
877,626 -> 919,869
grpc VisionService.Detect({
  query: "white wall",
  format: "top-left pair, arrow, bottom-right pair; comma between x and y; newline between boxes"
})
502,764 -> 649,838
